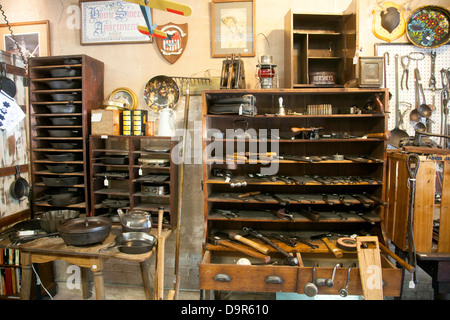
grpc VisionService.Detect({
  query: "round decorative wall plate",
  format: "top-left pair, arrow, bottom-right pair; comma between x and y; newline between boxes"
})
108,87 -> 138,110
144,75 -> 179,112
406,5 -> 450,49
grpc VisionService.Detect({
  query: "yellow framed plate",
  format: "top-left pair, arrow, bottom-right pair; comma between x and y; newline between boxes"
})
108,87 -> 138,110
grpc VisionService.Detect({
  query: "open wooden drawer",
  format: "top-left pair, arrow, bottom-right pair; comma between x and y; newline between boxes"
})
199,250 -> 403,297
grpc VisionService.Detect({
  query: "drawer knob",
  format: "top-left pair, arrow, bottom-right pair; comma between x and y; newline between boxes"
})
214,273 -> 231,282
265,276 -> 283,284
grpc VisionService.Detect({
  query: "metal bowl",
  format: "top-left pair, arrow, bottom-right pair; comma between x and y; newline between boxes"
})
36,210 -> 80,233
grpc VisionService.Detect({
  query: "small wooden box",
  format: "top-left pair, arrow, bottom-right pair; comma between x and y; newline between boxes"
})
91,109 -> 122,135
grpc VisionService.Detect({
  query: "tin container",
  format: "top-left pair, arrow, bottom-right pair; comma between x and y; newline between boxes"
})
309,72 -> 336,85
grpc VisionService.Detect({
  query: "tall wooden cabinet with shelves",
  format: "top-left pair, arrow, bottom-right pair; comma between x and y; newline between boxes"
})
89,135 -> 178,229
284,0 -> 358,88
199,88 -> 403,298
28,55 -> 104,215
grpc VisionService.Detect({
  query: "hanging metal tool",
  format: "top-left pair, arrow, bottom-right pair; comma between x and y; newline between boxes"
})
406,153 -> 420,285
400,55 -> 410,90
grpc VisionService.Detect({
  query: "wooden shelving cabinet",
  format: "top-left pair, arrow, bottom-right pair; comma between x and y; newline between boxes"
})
284,0 -> 358,88
28,55 -> 104,215
199,88 -> 403,298
89,135 -> 179,229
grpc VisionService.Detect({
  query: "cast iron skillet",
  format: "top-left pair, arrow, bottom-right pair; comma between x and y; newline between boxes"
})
10,165 -> 30,201
0,62 -> 16,98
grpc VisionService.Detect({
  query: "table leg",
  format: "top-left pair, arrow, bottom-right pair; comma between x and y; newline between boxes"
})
20,251 -> 32,300
91,260 -> 105,300
140,259 -> 153,300
81,267 -> 91,299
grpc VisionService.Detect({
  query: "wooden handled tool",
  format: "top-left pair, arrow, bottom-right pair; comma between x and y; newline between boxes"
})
310,233 -> 343,258
229,232 -> 270,254
379,242 -> 415,273
366,131 -> 391,140
209,235 -> 271,263
321,237 -> 343,258
290,127 -> 323,133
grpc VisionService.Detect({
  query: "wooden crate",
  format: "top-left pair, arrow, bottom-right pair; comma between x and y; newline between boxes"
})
385,151 -> 450,253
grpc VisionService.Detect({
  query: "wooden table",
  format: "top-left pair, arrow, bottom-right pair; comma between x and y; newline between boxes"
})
1,226 -> 172,300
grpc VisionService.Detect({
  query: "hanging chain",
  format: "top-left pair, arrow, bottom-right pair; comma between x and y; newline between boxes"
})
0,4 -> 28,72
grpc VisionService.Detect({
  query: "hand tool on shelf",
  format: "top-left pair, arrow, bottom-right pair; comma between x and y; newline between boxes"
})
237,191 -> 260,198
291,236 -> 319,249
342,131 -> 391,140
362,192 -> 387,207
209,233 -> 271,263
349,210 -> 376,225
279,154 -> 314,163
321,193 -> 334,205
271,233 -> 297,247
212,168 -> 233,182
299,206 -> 320,221
274,208 -> 294,220
351,194 -> 373,208
332,211 -> 347,220
310,233 -> 343,258
264,192 -> 289,206
281,175 -> 305,185
242,227 -> 298,266
406,153 -> 419,285
337,194 -> 352,206
229,231 -> 270,254
213,208 -> 239,219
230,178 -> 247,188
290,126 -> 323,140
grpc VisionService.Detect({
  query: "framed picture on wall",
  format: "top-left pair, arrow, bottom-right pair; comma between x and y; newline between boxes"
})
0,20 -> 50,63
80,0 -> 153,45
212,0 -> 255,57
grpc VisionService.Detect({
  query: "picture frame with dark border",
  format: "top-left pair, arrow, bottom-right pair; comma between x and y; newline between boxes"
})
211,0 -> 255,57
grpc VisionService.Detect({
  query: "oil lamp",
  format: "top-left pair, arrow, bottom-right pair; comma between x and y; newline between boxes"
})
256,55 -> 277,89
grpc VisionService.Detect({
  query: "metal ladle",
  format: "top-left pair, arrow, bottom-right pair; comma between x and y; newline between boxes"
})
409,52 -> 425,122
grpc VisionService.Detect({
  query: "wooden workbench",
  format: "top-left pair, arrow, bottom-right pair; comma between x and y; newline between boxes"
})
0,226 -> 172,300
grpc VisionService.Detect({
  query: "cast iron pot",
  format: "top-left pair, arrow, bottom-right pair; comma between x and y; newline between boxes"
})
10,165 -> 30,201
45,164 -> 82,173
51,93 -> 81,102
99,232 -> 157,254
10,217 -> 112,246
50,142 -> 81,150
102,155 -> 129,165
35,210 -> 80,233
47,129 -> 80,137
47,195 -> 83,206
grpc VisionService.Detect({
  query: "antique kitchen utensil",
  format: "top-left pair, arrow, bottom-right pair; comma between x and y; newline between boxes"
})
390,54 -> 409,148
99,232 -> 157,254
10,165 -> 30,201
406,5 -> 450,49
0,62 -> 17,98
356,236 -> 383,300
117,208 -> 152,233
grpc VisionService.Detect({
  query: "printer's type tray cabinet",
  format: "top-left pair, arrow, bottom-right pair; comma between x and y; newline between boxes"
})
199,89 -> 403,298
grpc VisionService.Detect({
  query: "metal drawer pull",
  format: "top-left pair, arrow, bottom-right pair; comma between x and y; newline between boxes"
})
265,276 -> 283,284
214,274 -> 231,282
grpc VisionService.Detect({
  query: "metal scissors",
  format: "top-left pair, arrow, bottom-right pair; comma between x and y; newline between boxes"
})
400,55 -> 410,90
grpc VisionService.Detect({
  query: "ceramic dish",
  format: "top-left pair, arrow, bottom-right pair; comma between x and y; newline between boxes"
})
406,5 -> 450,48
143,75 -> 179,112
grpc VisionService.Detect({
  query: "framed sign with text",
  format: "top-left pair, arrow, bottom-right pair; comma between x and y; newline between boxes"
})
80,0 -> 152,45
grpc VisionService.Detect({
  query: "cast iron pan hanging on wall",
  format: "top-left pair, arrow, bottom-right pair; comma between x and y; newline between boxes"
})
10,165 -> 30,201
0,62 -> 16,98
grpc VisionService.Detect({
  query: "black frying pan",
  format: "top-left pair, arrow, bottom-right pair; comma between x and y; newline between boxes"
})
10,165 -> 30,201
